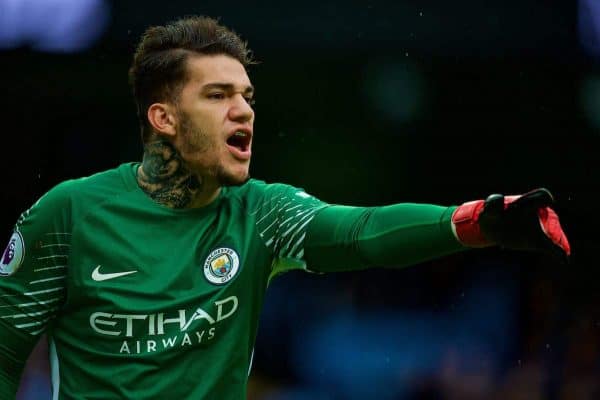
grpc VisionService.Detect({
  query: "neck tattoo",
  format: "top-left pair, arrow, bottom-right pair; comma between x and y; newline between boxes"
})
137,141 -> 201,209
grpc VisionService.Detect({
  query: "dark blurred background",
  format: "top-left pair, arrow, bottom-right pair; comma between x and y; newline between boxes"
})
1,0 -> 598,399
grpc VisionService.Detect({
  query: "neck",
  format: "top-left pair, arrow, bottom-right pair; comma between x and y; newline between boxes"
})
136,140 -> 220,209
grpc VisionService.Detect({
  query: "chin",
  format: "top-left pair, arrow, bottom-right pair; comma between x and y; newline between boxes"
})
217,168 -> 250,187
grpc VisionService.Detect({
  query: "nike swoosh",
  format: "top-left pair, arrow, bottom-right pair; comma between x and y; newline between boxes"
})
92,265 -> 137,282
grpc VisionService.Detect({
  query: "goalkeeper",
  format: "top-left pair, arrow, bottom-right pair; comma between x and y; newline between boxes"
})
0,16 -> 570,400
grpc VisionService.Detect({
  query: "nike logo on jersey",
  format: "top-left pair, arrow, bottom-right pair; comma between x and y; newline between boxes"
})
91,265 -> 137,281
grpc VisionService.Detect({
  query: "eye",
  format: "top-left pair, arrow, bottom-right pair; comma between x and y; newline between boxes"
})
207,92 -> 225,100
245,97 -> 255,106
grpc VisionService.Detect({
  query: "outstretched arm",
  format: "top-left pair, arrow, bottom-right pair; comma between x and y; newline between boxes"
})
304,203 -> 462,272
304,188 -> 569,273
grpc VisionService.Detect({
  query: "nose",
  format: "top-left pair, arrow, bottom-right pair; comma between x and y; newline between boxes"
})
228,94 -> 254,123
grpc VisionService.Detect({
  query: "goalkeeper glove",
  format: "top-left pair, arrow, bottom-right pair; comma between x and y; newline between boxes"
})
451,188 -> 570,259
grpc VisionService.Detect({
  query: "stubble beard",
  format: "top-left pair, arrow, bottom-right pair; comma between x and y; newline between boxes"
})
178,111 -> 250,187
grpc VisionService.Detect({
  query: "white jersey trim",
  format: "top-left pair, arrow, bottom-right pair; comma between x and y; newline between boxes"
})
50,336 -> 60,400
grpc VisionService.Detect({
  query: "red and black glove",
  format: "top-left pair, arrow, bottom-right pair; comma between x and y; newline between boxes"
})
452,188 -> 570,259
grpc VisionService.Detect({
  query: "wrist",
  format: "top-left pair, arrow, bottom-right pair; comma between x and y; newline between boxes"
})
451,201 -> 494,248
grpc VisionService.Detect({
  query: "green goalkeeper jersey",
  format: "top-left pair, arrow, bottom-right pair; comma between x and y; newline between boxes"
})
0,162 -> 465,399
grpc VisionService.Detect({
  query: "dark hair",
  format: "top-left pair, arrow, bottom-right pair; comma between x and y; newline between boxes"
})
129,16 -> 255,142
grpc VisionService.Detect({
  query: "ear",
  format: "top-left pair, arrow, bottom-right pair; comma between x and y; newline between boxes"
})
147,103 -> 177,137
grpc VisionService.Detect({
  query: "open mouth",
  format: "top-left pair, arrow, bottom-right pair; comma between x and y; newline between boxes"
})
226,130 -> 252,159
226,131 -> 251,152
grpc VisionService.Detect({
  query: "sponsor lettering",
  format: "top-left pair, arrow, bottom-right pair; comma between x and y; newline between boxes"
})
89,296 -> 237,355
118,328 -> 216,354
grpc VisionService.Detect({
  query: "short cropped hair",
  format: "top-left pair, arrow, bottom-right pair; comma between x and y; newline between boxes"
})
129,16 -> 255,142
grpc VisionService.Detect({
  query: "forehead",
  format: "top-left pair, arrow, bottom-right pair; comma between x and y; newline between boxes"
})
184,54 -> 251,88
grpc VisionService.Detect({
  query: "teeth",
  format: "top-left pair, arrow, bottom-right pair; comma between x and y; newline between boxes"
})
234,131 -> 247,137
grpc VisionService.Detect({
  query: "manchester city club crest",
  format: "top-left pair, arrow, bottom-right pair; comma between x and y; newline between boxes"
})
203,247 -> 240,285
0,231 -> 25,277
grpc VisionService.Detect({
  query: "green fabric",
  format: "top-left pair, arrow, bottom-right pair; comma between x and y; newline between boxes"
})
0,321 -> 32,399
0,161 -> 468,399
0,163 -> 327,400
0,369 -> 19,400
305,203 -> 466,272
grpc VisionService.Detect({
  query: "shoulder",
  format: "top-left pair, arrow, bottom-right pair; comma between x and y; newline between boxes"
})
62,163 -> 132,197
226,179 -> 324,214
28,163 -> 133,217
227,179 -> 300,203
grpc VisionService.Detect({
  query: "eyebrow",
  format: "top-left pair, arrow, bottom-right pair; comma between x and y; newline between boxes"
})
201,83 -> 254,95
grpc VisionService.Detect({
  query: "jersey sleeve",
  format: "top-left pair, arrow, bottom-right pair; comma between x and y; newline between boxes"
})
249,182 -> 328,279
0,182 -> 72,396
304,203 -> 467,273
